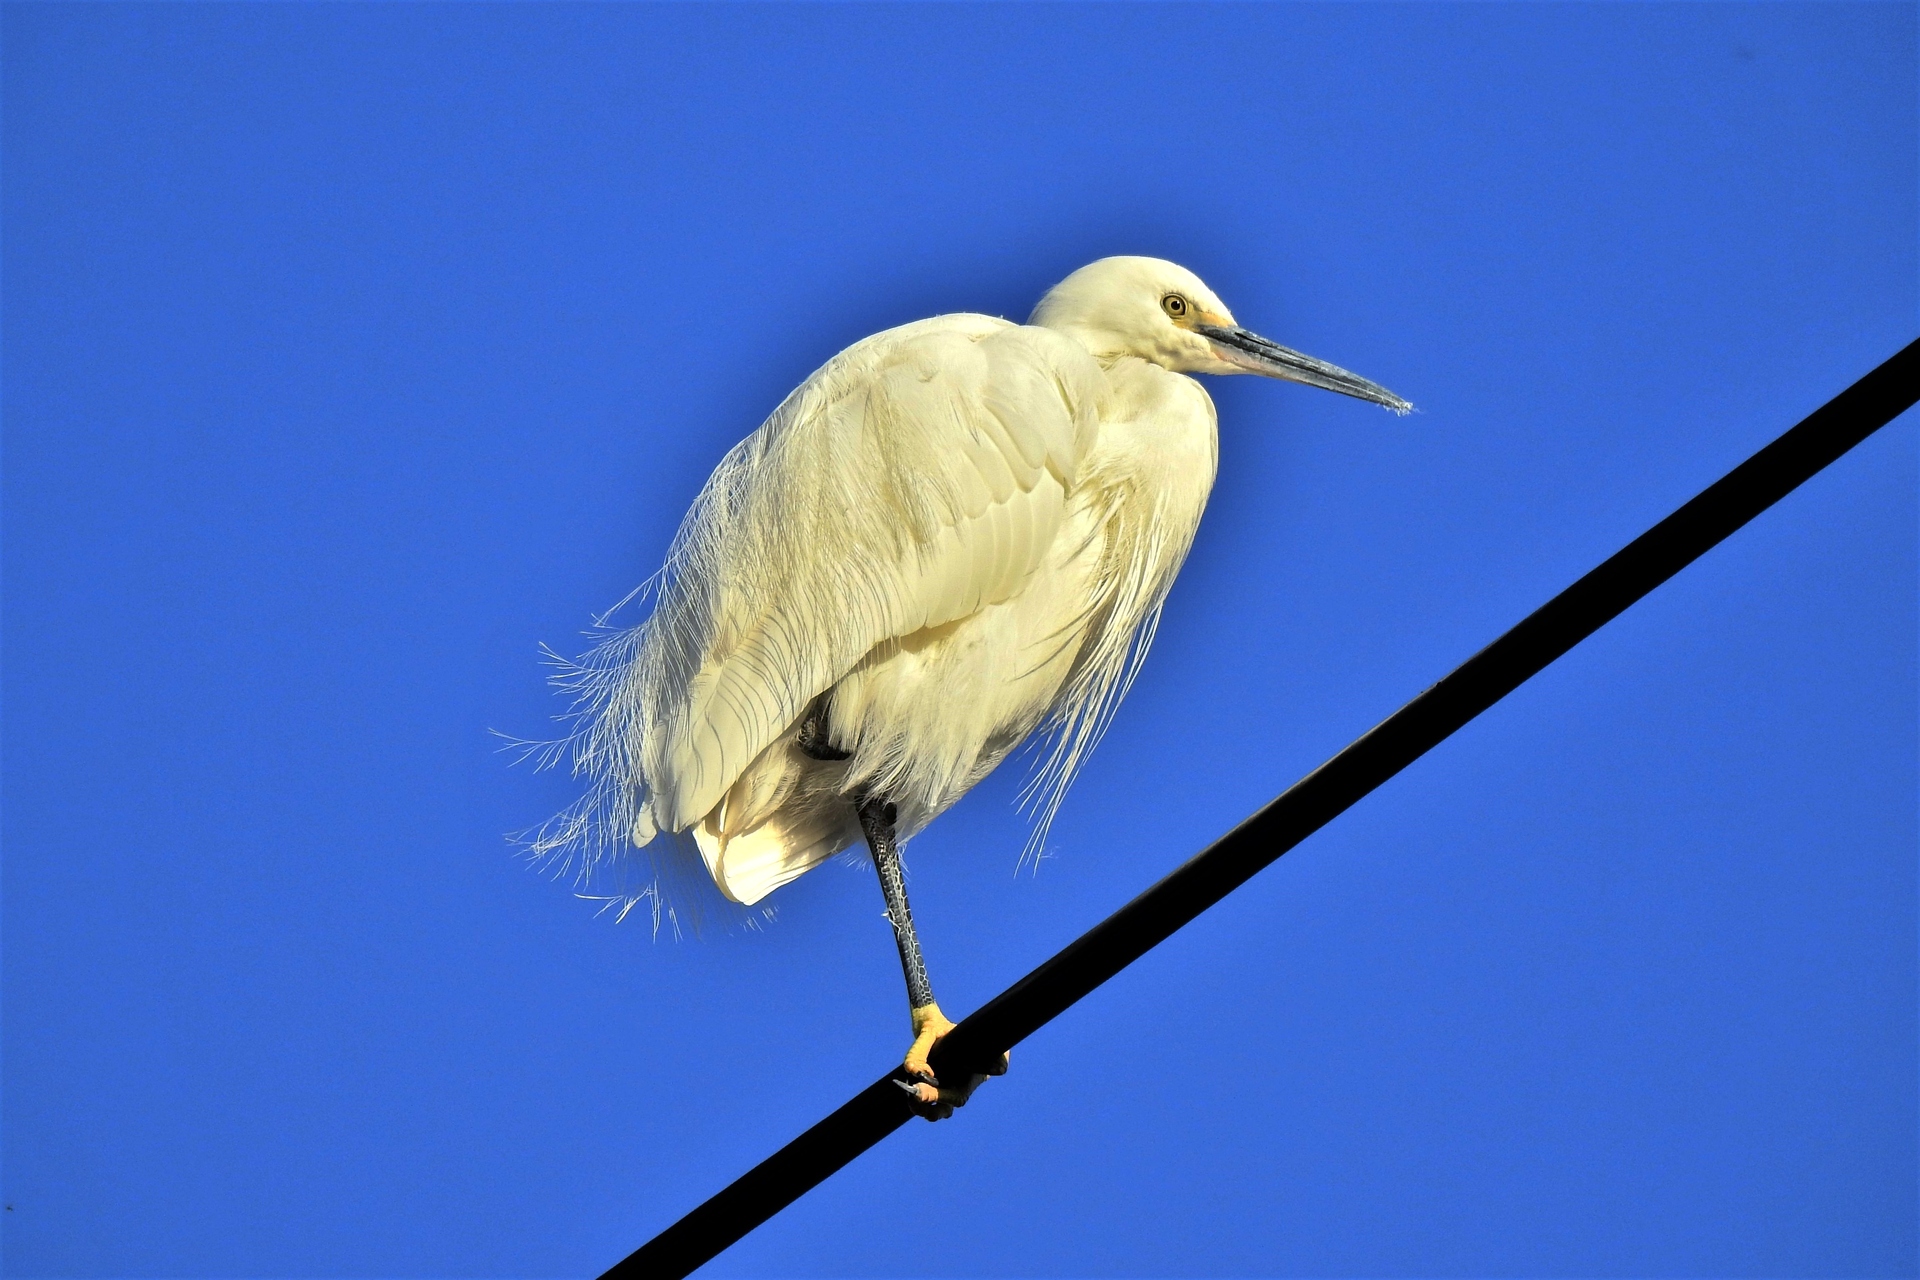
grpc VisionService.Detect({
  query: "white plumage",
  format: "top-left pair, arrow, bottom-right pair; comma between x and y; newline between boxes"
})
526,256 -> 1408,922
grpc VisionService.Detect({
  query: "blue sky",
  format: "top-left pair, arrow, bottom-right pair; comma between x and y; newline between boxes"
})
3,4 -> 1914,1277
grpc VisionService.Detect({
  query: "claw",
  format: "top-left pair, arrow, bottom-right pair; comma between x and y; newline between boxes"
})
893,1076 -> 946,1116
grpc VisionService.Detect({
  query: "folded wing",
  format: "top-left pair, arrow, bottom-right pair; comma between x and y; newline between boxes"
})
632,315 -> 1106,860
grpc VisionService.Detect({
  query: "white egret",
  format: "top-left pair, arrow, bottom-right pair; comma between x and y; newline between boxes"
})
531,256 -> 1408,1116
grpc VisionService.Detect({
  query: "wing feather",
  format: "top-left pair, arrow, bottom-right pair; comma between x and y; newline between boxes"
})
625,317 -> 1103,834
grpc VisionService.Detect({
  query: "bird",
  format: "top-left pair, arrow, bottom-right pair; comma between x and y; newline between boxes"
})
528,256 -> 1408,1118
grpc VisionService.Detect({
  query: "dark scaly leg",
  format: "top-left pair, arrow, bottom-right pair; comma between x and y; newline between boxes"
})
857,798 -> 955,1110
857,796 -> 1008,1120
795,693 -> 851,762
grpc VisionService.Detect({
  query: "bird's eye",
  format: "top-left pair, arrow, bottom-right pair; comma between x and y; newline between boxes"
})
1162,294 -> 1189,318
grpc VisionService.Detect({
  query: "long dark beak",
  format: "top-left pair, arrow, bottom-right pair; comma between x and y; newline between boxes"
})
1197,324 -> 1412,414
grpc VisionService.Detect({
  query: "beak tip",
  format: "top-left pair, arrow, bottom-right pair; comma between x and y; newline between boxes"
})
1203,323 -> 1412,416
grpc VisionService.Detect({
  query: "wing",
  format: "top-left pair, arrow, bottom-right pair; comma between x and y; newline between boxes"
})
633,315 -> 1105,836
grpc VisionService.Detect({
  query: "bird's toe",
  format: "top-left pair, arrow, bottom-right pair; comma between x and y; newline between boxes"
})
894,1074 -> 953,1120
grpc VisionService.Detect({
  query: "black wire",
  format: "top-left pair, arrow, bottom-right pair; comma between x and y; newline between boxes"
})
601,338 -> 1920,1280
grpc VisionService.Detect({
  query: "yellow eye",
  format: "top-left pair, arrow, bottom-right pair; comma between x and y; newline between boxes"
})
1161,294 -> 1189,318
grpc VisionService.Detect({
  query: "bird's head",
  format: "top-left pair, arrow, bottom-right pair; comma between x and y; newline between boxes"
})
1029,256 -> 1410,414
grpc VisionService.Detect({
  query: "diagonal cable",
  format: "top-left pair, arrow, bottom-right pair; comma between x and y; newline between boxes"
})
604,337 -> 1920,1280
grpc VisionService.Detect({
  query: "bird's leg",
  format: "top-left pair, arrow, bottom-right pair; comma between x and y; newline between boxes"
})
795,693 -> 851,761
857,796 -> 1004,1120
857,798 -> 947,1095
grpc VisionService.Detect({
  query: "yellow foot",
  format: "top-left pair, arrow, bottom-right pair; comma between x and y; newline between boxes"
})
895,1002 -> 1011,1121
